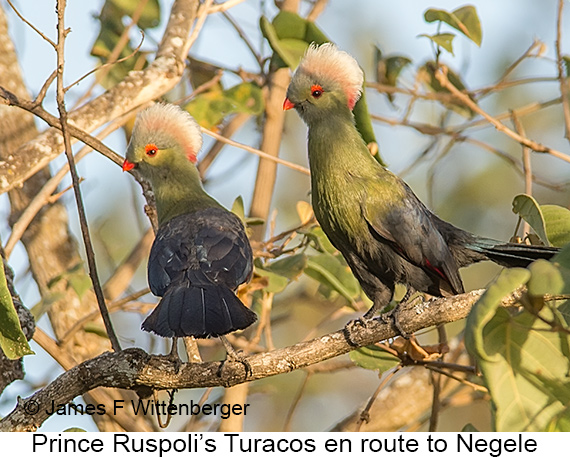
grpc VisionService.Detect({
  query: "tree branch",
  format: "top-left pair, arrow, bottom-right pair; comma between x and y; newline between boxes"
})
0,0 -> 199,195
434,65 -> 570,164
0,287 -> 523,432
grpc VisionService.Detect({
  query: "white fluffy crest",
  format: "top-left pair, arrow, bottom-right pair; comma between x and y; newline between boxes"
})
297,43 -> 364,109
136,103 -> 203,161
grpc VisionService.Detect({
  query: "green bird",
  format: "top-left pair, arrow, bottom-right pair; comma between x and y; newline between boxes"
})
123,103 -> 256,357
284,43 -> 558,330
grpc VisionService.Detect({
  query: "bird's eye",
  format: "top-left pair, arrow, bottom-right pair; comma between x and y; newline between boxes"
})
145,144 -> 158,157
311,84 -> 324,98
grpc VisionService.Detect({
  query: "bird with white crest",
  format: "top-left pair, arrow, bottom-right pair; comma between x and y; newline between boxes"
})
123,103 -> 257,365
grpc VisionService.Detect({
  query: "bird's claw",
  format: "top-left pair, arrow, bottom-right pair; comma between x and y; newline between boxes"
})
217,350 -> 252,379
217,335 -> 252,379
343,316 -> 373,346
391,306 -> 411,339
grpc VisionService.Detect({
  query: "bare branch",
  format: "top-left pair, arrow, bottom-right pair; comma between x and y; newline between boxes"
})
435,65 -> 570,164
556,0 -> 570,142
0,287 -> 523,431
6,0 -> 56,48
54,0 -> 121,352
201,126 -> 310,175
0,0 -> 200,195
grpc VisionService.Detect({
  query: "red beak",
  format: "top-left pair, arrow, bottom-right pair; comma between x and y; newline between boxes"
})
122,158 -> 135,172
283,97 -> 295,111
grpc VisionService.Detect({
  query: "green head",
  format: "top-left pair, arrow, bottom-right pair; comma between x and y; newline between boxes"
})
123,103 -> 203,181
284,43 -> 364,125
123,104 -> 217,225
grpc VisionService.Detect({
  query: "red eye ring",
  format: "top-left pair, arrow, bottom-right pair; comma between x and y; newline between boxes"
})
145,143 -> 158,156
311,84 -> 324,98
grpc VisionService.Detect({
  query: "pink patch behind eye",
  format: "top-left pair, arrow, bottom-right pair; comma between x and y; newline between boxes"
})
186,149 -> 197,163
347,95 -> 358,111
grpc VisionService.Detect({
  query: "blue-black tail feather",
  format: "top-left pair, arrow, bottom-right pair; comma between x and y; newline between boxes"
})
470,239 -> 558,268
141,284 -> 257,338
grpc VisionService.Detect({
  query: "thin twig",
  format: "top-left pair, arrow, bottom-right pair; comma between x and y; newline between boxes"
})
201,127 -> 310,175
55,0 -> 121,352
6,0 -> 56,48
59,288 -> 152,346
187,0 -> 215,50
66,30 -> 146,93
306,0 -> 329,22
556,0 -> 570,142
34,70 -> 57,106
426,366 -> 488,393
435,65 -> 570,164
511,111 -> 532,237
198,112 -> 250,178
222,11 -> 263,68
208,0 -> 247,14
4,108 -> 134,258
283,372 -> 312,431
477,40 -> 545,98
357,366 -> 402,431
72,0 -> 150,107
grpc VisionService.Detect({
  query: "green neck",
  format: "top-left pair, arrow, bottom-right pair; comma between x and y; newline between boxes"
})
147,161 -> 221,226
307,110 -> 378,180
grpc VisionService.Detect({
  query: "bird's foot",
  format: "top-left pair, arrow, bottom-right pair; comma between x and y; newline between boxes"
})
343,316 -> 372,346
165,337 -> 183,374
217,335 -> 252,379
390,306 -> 411,339
391,294 -> 425,339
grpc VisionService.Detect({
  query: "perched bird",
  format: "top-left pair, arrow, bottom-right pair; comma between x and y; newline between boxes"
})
284,43 -> 558,329
123,103 -> 256,356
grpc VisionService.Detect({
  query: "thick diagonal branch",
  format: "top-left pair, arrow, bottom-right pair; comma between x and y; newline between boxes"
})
0,288 -> 524,432
0,0 -> 199,194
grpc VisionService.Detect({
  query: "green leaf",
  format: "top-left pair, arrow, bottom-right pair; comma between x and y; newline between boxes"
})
527,260 -> 570,328
254,267 -> 289,294
110,0 -> 160,28
30,292 -> 64,321
305,254 -> 360,303
185,82 -> 263,130
304,21 -> 330,45
260,11 -> 329,70
466,267 -> 570,431
90,0 -> 159,88
452,5 -> 483,46
512,194 -> 550,246
542,204 -> 570,248
350,344 -> 400,372
376,48 -> 412,88
0,261 -> 34,360
67,272 -> 92,300
188,57 -> 223,91
552,243 -> 570,269
231,196 -> 245,223
271,10 -> 307,40
527,259 -> 570,298
302,226 -> 337,255
465,268 -> 531,362
418,33 -> 456,55
260,16 -> 304,69
421,61 -> 474,117
424,5 -> 482,46
84,323 -> 109,339
461,423 -> 480,432
353,77 -> 383,165
265,253 -> 307,281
